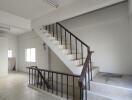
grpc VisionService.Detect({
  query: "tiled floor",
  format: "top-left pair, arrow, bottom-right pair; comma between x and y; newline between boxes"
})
0,72 -> 60,100
93,72 -> 132,89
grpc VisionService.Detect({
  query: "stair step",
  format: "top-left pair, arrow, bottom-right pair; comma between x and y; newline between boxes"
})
76,67 -> 99,78
44,33 -> 52,37
90,81 -> 132,100
62,49 -> 80,55
86,91 -> 112,100
58,44 -> 71,49
70,53 -> 86,60
67,53 -> 83,60
73,58 -> 86,65
48,37 -> 56,41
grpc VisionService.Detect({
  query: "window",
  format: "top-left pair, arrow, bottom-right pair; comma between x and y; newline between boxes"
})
8,50 -> 12,58
25,48 -> 36,62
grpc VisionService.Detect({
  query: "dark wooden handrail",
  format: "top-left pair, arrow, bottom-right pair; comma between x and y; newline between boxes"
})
78,51 -> 92,88
56,22 -> 89,48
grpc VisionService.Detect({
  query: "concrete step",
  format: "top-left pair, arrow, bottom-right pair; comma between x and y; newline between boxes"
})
73,58 -> 86,65
76,66 -> 99,78
86,91 -> 112,100
89,81 -> 132,100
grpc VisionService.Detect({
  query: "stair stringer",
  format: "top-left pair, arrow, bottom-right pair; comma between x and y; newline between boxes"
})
35,28 -> 83,75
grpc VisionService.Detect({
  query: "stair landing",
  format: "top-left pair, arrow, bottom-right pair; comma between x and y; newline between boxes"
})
88,72 -> 132,100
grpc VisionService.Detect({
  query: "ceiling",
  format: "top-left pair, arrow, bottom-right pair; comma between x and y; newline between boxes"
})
0,0 -> 125,35
33,0 -> 125,28
0,0 -> 77,20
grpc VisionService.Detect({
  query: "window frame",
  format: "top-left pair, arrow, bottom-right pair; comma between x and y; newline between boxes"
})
25,48 -> 36,63
8,50 -> 13,58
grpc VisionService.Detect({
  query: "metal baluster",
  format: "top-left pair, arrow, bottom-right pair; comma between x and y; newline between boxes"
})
73,76 -> 75,100
32,68 -> 33,85
80,87 -> 83,100
53,24 -> 54,37
48,72 -> 49,91
90,52 -> 92,81
56,24 -> 58,40
34,69 -> 36,86
60,27 -> 63,44
56,73 -> 58,95
46,26 -> 47,30
70,34 -> 72,54
87,49 -> 90,90
61,74 -> 63,97
44,70 -> 45,90
29,68 -> 30,85
76,38 -> 78,60
37,70 -> 39,88
65,29 -> 67,49
52,72 -> 53,93
85,74 -> 87,100
40,70 -> 42,89
49,25 -> 51,33
48,25 -> 50,33
81,43 -> 83,65
67,75 -> 68,99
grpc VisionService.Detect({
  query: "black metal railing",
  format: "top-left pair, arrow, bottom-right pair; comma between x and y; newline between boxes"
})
27,66 -> 80,100
40,22 -> 93,100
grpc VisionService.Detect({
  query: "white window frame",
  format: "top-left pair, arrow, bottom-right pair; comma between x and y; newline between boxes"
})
8,50 -> 13,58
25,48 -> 36,62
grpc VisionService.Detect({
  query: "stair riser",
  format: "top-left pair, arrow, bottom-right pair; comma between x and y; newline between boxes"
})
74,59 -> 86,66
67,54 -> 82,60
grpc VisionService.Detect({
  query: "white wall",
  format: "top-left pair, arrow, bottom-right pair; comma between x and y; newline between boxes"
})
0,10 -> 31,31
49,49 -> 72,74
0,37 -> 8,77
18,31 -> 49,72
61,2 -> 132,74
7,34 -> 18,70
0,33 -> 18,71
128,0 -> 132,67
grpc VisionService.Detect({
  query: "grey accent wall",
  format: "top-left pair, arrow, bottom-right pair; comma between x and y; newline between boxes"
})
61,2 -> 131,74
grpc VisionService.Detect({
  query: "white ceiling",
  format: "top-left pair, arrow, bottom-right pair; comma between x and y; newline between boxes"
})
0,0 -> 125,35
33,0 -> 125,28
0,0 -> 76,20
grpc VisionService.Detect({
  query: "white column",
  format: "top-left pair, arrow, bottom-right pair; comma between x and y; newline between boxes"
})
0,37 -> 8,77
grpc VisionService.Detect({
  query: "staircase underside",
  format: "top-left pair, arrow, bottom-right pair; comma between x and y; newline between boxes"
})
35,28 -> 99,76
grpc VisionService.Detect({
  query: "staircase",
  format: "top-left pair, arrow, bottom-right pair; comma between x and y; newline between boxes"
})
32,22 -> 99,100
34,23 -> 98,76
32,22 -> 132,100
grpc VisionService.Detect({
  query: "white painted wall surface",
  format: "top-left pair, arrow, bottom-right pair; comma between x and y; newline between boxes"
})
18,32 -> 49,72
49,49 -> 72,74
0,33 -> 18,71
0,37 -> 8,77
128,0 -> 132,68
0,11 -> 31,30
60,2 -> 132,74
7,34 -> 18,70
